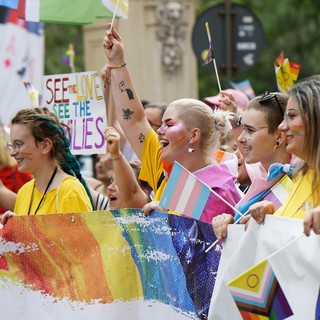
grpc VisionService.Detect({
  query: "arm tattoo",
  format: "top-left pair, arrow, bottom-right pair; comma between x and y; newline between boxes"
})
122,108 -> 134,121
139,133 -> 145,143
119,80 -> 134,100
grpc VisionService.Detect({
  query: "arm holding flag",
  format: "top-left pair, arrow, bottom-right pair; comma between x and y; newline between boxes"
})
247,200 -> 275,224
212,213 -> 235,241
102,24 -> 152,160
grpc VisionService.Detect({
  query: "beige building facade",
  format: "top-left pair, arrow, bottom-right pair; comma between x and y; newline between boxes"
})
83,0 -> 199,105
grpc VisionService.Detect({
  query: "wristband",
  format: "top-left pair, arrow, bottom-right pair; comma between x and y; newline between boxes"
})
103,63 -> 127,85
111,153 -> 123,161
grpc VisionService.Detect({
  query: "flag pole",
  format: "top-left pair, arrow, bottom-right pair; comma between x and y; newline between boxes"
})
110,0 -> 120,30
205,209 -> 249,253
205,22 -> 222,92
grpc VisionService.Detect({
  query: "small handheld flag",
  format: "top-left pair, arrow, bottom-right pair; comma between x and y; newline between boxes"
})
229,79 -> 256,99
102,0 -> 129,29
274,50 -> 301,93
203,22 -> 222,92
23,82 -> 41,108
159,161 -> 211,220
160,161 -> 243,221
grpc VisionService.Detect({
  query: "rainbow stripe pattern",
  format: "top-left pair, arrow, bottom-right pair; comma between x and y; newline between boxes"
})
0,209 -> 219,319
227,259 -> 293,319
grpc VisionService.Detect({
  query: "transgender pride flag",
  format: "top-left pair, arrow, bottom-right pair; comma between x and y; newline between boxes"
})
159,161 -> 211,220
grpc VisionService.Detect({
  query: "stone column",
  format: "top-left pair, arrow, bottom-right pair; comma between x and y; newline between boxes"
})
83,0 -> 199,104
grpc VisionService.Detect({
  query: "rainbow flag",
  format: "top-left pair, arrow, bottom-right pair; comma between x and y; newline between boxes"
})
227,259 -> 293,319
159,161 -> 211,220
274,50 -> 301,93
0,209 -> 219,319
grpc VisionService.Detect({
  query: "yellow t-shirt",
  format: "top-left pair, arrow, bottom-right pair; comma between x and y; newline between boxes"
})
274,170 -> 315,220
14,176 -> 93,215
139,129 -> 167,201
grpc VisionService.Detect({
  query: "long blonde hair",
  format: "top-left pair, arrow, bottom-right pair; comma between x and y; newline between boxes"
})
289,76 -> 320,205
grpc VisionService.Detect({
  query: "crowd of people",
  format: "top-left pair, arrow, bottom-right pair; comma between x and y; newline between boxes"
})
0,24 -> 320,242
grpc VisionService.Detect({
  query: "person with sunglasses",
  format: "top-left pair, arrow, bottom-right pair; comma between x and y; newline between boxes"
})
212,91 -> 295,240
247,75 -> 320,225
1,107 -> 94,224
102,24 -> 241,223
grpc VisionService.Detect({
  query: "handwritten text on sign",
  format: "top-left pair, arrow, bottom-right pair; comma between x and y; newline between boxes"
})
42,71 -> 106,155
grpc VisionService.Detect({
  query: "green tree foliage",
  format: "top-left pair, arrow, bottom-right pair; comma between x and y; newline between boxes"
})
197,0 -> 320,98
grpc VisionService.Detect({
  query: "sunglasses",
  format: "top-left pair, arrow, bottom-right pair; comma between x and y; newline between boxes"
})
259,91 -> 284,117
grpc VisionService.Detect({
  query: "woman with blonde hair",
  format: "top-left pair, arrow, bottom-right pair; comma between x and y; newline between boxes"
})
102,25 -> 241,223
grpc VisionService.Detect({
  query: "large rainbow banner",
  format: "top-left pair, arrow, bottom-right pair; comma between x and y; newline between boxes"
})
0,209 -> 220,319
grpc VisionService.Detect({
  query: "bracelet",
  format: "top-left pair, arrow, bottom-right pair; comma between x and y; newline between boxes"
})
103,63 -> 127,85
107,62 -> 127,70
111,153 -> 123,161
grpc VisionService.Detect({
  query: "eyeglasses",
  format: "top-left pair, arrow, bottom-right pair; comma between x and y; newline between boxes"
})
241,126 -> 268,135
259,91 -> 284,117
7,140 -> 24,152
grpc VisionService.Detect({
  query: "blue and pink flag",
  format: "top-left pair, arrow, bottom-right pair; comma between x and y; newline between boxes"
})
159,161 -> 211,220
229,79 -> 256,99
263,175 -> 293,210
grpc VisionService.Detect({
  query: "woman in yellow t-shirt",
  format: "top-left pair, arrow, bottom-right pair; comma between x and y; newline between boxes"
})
248,75 -> 320,223
1,107 -> 93,223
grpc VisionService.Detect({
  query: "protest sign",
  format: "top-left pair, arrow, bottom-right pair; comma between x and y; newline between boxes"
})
42,71 -> 107,154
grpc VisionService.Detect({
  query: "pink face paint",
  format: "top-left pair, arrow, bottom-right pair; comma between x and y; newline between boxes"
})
168,122 -> 189,151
